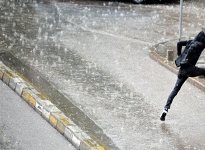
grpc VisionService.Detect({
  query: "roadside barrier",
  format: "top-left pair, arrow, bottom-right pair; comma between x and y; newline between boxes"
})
0,61 -> 105,150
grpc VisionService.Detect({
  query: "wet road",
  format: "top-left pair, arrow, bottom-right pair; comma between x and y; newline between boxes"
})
1,0 -> 205,149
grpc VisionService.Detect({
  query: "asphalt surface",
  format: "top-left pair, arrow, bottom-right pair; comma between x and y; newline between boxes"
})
1,0 -> 205,150
0,79 -> 76,150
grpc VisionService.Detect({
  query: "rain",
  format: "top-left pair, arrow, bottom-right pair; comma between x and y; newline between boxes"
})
1,0 -> 205,149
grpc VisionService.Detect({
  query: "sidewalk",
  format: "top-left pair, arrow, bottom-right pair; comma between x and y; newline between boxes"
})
149,38 -> 205,92
0,80 -> 76,150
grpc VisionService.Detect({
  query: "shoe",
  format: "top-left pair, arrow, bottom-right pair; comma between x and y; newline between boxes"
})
160,110 -> 168,121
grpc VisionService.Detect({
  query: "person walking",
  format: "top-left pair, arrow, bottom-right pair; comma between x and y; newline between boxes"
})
160,31 -> 205,121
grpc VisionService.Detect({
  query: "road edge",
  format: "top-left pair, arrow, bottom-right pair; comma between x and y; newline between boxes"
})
0,61 -> 106,150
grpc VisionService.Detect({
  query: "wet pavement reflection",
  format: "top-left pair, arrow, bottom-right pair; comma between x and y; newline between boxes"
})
1,0 -> 205,149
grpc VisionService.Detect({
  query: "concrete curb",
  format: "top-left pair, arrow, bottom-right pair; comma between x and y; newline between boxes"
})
149,45 -> 205,92
0,61 -> 105,150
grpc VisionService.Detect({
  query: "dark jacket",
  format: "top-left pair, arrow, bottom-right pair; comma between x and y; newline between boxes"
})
175,31 -> 205,67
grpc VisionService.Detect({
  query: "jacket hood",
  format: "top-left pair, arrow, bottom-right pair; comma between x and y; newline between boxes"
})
194,31 -> 205,44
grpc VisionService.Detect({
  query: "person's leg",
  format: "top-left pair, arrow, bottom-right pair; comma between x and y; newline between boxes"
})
164,77 -> 187,110
160,76 -> 187,121
161,66 -> 205,121
189,66 -> 205,77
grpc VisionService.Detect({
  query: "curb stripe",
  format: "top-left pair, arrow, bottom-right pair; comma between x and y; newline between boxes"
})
22,89 -> 37,108
0,61 -> 107,150
9,77 -> 21,90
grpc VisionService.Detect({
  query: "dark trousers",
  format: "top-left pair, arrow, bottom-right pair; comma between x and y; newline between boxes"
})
165,66 -> 205,109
